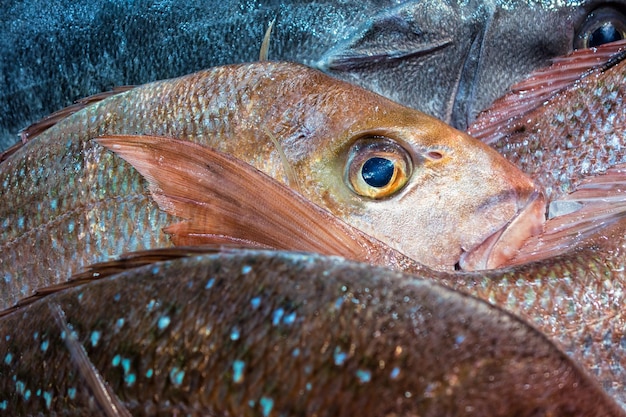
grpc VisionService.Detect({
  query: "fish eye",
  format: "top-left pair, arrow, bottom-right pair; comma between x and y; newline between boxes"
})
574,6 -> 626,49
345,137 -> 412,199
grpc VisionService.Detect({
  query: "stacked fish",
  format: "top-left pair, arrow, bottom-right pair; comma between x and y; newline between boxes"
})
1,33 -> 626,417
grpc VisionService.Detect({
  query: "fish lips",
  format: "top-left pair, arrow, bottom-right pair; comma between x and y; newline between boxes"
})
459,189 -> 546,271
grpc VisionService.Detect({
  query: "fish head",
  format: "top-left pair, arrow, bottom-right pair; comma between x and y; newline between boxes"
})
302,104 -> 546,271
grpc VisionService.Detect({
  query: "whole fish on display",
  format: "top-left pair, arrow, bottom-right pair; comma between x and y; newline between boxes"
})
0,249 -> 624,416
2,0 -> 626,151
0,61 -> 544,309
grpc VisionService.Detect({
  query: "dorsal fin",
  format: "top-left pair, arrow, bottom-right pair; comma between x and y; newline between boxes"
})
259,18 -> 276,61
505,163 -> 626,265
19,86 -> 135,143
0,247 -> 230,318
468,39 -> 626,144
96,135 -> 416,270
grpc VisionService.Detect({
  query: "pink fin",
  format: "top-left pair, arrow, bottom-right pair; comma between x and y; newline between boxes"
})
506,163 -> 626,265
468,39 -> 626,144
96,135 -> 402,266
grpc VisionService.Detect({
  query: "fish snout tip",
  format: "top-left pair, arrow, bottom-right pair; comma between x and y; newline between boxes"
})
459,187 -> 547,271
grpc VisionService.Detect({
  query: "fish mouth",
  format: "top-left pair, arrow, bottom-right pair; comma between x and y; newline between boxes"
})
459,190 -> 546,271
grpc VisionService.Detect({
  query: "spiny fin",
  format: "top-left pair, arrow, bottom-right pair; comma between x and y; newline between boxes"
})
468,39 -> 626,144
506,163 -> 626,265
96,135 -> 404,267
0,247 -> 231,318
259,18 -> 276,61
50,304 -> 132,417
0,140 -> 24,163
18,86 -> 135,144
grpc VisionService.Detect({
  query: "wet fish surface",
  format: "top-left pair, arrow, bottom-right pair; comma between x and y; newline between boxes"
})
3,0 -> 626,150
0,250 -> 623,416
0,61 -> 543,309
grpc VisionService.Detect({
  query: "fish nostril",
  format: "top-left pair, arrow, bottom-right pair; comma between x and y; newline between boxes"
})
426,151 -> 443,160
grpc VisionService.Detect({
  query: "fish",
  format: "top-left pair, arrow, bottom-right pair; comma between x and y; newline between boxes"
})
3,0 -> 626,151
88,133 -> 626,407
0,249 -> 624,416
469,39 -> 626,202
0,61 -> 545,309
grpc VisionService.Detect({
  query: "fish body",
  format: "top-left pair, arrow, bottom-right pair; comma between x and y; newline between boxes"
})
0,61 -> 543,309
470,40 -> 626,202
3,0 -> 626,150
0,250 -> 623,416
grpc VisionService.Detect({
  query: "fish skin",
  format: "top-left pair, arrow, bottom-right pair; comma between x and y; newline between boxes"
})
0,61 -> 542,308
0,250 -> 623,416
2,0 -> 626,150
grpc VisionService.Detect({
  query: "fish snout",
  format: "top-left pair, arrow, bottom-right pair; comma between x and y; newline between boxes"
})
460,184 -> 546,271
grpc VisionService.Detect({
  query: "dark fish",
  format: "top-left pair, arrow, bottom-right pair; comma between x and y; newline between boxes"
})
0,249 -> 623,416
0,61 -> 544,309
3,0 -> 626,150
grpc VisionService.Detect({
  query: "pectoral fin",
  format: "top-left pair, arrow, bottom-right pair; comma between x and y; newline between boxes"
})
96,135 -> 410,269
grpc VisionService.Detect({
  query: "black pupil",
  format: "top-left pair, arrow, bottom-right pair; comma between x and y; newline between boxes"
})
362,157 -> 394,188
589,23 -> 623,47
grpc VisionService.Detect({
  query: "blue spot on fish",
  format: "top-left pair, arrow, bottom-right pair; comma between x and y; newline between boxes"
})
0,400 -> 6,410
67,221 -> 75,233
4,353 -> 12,365
205,278 -> 215,289
260,397 -> 274,417
15,380 -> 25,394
24,389 -> 31,400
455,334 -> 466,345
390,367 -> 400,379
121,358 -> 131,374
158,316 -> 171,330
169,367 -> 185,386
151,266 -> 160,275
90,331 -> 101,347
306,382 -> 312,391
230,326 -> 240,341
283,312 -> 297,325
112,355 -> 121,367
68,387 -> 76,400
33,332 -> 38,340
356,369 -> 372,383
272,308 -> 284,326
40,340 -> 49,352
4,335 -> 9,341
233,360 -> 245,383
250,296 -> 261,309
125,373 -> 136,387
77,292 -> 83,302
50,199 -> 57,210
249,400 -> 255,407
43,391 -> 52,408
3,274 -> 11,284
334,347 -> 347,366
241,265 -> 252,274
292,348 -> 300,357
116,318 -> 125,329
146,368 -> 154,378
17,217 -> 25,229
113,293 -> 121,301
334,297 -> 343,309
146,299 -> 156,311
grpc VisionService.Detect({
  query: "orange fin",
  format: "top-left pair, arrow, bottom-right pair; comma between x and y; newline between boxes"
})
96,135 -> 408,268
469,39 -> 626,144
18,86 -> 135,144
507,163 -> 626,265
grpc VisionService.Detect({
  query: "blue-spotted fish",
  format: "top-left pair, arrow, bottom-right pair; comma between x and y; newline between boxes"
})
0,61 -> 545,310
3,0 -> 626,150
0,249 -> 624,416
